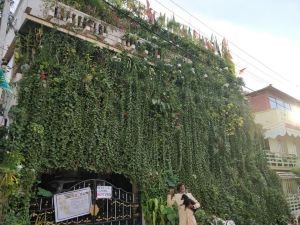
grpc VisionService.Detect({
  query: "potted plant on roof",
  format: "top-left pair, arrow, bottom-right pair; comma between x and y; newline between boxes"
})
137,42 -> 147,56
122,33 -> 130,48
129,34 -> 138,46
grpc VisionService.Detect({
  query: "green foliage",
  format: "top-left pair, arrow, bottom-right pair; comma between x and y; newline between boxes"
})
0,149 -> 34,225
0,150 -> 23,195
221,39 -> 235,74
163,172 -> 178,189
1,24 -> 291,225
194,210 -> 212,225
162,161 -> 179,188
143,196 -> 178,225
37,187 -> 52,197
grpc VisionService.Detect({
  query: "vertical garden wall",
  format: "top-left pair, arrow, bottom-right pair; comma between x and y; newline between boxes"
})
0,0 -> 291,224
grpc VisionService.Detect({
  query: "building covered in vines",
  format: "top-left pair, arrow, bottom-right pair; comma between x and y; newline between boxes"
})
0,0 -> 291,224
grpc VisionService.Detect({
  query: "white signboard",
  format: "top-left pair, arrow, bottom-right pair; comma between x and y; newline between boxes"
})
54,187 -> 91,222
97,186 -> 112,199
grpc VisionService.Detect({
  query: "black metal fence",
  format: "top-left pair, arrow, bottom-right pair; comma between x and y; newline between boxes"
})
30,179 -> 141,225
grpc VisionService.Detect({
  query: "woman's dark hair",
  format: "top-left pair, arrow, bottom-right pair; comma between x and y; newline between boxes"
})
177,182 -> 185,192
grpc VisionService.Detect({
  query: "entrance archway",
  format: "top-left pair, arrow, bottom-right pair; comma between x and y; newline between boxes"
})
30,171 -> 141,225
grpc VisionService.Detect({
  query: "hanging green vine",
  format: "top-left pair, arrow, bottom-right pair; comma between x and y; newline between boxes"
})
0,0 -> 292,221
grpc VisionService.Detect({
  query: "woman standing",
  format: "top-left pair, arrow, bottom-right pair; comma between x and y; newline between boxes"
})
167,182 -> 200,225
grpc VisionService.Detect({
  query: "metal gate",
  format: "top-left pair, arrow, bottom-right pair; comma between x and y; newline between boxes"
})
30,179 -> 141,225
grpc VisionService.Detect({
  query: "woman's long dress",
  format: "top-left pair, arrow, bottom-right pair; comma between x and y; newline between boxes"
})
167,193 -> 200,225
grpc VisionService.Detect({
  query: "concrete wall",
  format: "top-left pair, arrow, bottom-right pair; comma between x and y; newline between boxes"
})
248,92 -> 270,112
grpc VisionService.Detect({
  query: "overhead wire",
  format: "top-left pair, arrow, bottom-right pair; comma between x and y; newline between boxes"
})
234,62 -> 270,85
151,0 -> 298,89
165,0 -> 299,87
151,0 -> 276,87
231,52 -> 288,85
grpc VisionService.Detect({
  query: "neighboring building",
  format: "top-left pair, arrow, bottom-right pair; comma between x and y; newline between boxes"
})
247,85 -> 300,220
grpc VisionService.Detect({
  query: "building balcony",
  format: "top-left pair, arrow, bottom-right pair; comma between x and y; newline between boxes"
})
276,172 -> 300,215
287,194 -> 300,215
3,0 -> 124,59
3,0 -> 189,66
264,151 -> 297,170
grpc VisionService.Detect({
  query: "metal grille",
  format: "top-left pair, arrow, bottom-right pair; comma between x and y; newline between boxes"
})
30,179 -> 141,225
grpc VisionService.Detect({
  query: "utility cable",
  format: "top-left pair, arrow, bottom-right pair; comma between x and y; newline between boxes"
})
166,0 -> 299,87
152,0 -> 289,87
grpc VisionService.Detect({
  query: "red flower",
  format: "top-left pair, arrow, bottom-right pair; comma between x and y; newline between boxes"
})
40,72 -> 47,80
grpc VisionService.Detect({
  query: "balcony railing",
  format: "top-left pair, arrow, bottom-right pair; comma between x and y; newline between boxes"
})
46,2 -> 185,61
48,2 -> 123,47
287,194 -> 300,212
3,0 -> 194,68
264,151 -> 297,168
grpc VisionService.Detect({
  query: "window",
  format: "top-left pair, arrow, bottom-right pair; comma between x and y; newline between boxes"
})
277,141 -> 284,154
285,102 -> 291,110
268,96 -> 291,111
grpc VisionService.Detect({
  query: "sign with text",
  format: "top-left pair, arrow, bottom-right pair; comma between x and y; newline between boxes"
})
54,187 -> 91,222
97,186 -> 112,199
